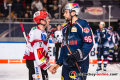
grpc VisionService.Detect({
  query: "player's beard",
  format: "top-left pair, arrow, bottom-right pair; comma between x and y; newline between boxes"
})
65,16 -> 71,22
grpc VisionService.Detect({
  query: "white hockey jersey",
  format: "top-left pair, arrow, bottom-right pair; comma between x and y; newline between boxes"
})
28,26 -> 50,70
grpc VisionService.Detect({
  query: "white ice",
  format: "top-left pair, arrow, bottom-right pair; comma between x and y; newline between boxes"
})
0,64 -> 120,80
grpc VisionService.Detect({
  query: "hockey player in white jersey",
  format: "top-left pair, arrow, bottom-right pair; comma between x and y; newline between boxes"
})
107,26 -> 117,64
95,21 -> 110,71
23,10 -> 56,80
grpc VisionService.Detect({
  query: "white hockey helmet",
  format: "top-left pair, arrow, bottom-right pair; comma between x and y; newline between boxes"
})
62,3 -> 80,15
108,26 -> 113,30
99,21 -> 105,27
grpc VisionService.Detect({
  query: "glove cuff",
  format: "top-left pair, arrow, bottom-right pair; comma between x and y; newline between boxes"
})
76,49 -> 84,59
56,62 -> 63,66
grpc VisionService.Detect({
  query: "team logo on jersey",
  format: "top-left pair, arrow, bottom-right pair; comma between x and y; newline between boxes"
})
71,26 -> 77,32
61,76 -> 64,80
84,28 -> 90,33
69,71 -> 77,79
41,34 -> 46,41
102,29 -> 105,32
37,48 -> 44,59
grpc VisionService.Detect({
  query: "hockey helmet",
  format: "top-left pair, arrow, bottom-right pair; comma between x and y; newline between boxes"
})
99,21 -> 105,27
62,3 -> 80,15
33,11 -> 49,24
108,26 -> 113,30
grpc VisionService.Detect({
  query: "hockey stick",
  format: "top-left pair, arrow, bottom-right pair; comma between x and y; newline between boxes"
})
20,23 -> 28,43
20,23 -> 43,79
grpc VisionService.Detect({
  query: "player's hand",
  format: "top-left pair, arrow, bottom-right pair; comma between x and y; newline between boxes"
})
115,45 -> 118,49
54,41 -> 57,43
48,65 -> 56,74
53,64 -> 60,70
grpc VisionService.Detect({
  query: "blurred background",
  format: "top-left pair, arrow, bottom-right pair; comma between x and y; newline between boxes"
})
0,0 -> 120,64
0,0 -> 120,41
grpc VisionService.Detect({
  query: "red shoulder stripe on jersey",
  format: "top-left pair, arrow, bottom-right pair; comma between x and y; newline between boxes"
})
30,40 -> 48,47
62,25 -> 67,30
77,22 -> 83,29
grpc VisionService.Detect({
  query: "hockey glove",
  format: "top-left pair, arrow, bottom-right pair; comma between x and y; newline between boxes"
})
100,33 -> 105,39
66,49 -> 84,67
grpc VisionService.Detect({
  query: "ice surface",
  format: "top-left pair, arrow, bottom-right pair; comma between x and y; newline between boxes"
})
0,64 -> 120,80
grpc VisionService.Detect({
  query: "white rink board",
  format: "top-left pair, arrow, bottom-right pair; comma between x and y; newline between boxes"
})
0,42 -> 98,60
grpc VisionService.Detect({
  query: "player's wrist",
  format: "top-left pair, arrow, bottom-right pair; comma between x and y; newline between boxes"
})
56,62 -> 63,66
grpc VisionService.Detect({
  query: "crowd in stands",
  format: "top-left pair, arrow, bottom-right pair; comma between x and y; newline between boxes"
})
0,0 -> 69,22
0,0 -> 120,22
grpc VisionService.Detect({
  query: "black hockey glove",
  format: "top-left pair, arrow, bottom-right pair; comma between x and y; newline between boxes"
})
100,33 -> 105,39
66,49 -> 84,67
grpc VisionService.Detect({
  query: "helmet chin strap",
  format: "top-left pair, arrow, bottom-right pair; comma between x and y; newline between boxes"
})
39,19 -> 47,27
70,13 -> 76,27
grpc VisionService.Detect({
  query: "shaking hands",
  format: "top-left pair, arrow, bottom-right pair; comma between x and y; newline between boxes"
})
48,64 -> 60,74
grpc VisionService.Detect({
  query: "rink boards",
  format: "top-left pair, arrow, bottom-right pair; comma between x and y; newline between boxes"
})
0,41 -> 98,64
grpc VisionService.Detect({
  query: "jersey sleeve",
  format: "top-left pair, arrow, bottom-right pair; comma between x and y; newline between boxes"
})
112,34 -> 115,45
115,32 -> 120,45
28,27 -> 35,43
105,29 -> 111,41
95,30 -> 99,43
24,28 -> 35,56
78,20 -> 94,60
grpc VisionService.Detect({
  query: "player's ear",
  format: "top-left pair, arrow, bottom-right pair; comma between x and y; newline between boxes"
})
40,20 -> 44,24
71,11 -> 76,16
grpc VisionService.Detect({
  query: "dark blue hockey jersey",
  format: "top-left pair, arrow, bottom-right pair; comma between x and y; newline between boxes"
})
109,31 -> 115,48
113,31 -> 119,46
57,18 -> 94,66
95,28 -> 110,47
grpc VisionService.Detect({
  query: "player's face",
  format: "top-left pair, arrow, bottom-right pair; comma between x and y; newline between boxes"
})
63,10 -> 71,22
99,24 -> 104,29
57,25 -> 61,30
45,16 -> 50,27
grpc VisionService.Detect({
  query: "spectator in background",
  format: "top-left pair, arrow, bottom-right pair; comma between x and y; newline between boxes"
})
42,6 -> 47,11
24,12 -> 31,22
0,0 -> 9,18
0,0 -> 3,6
12,0 -> 24,18
22,0 -> 26,8
31,4 -> 38,17
25,5 -> 32,17
31,0 -> 43,11
49,5 -> 59,19
49,0 -> 58,12
42,0 -> 48,11
52,0 -> 58,6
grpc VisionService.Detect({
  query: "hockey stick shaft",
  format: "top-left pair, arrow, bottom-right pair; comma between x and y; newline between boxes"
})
66,43 -> 85,80
20,23 -> 28,43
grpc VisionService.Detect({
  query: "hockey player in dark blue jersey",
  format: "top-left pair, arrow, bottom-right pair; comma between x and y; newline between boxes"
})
95,22 -> 110,71
51,3 -> 94,80
107,26 -> 116,64
112,26 -> 119,62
